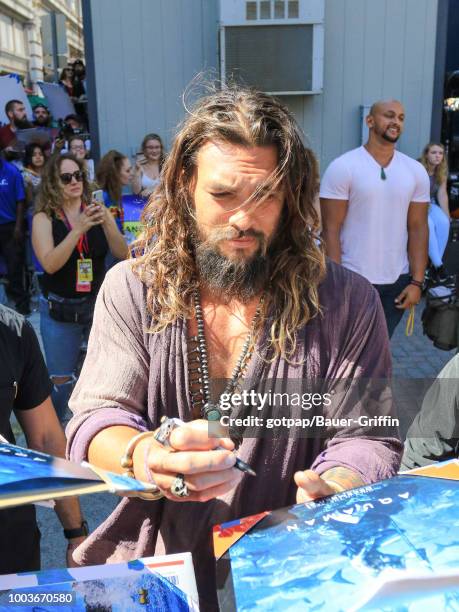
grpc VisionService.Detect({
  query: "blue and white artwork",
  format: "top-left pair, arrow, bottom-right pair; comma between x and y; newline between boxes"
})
0,443 -> 151,508
0,570 -> 191,611
225,475 -> 459,611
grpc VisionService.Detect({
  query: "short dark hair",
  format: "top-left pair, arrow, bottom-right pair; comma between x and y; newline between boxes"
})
33,103 -> 48,112
64,114 -> 81,125
5,99 -> 23,117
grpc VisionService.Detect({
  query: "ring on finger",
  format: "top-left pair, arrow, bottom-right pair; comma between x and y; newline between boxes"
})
171,473 -> 189,498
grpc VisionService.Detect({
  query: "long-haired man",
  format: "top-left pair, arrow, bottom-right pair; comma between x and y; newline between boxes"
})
67,87 -> 402,610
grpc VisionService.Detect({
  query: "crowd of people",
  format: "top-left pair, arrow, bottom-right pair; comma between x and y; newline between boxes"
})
1,82 -> 457,610
0,94 -> 165,318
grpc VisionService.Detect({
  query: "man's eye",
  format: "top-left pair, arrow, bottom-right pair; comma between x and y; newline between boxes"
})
211,192 -> 231,198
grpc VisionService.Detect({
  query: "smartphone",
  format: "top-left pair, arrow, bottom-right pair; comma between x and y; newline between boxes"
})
91,189 -> 104,206
135,153 -> 147,165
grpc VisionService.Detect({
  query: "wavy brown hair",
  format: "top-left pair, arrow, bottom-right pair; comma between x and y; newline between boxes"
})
420,142 -> 448,186
96,150 -> 127,205
35,153 -> 90,217
132,86 -> 326,359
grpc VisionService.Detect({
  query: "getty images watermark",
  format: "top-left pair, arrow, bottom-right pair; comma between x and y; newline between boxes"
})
218,390 -> 399,430
205,382 -> 401,438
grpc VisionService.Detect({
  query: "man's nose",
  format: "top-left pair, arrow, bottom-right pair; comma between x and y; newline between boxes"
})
228,205 -> 256,230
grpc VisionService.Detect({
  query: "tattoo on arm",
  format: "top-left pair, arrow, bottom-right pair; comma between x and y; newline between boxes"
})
321,467 -> 364,492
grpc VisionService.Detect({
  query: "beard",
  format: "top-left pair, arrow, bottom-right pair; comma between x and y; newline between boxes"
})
381,127 -> 400,143
191,222 -> 272,303
34,116 -> 49,127
13,117 -> 32,130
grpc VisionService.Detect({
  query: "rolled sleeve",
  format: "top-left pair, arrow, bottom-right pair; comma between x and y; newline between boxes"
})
66,262 -> 151,461
312,266 -> 403,483
311,438 -> 402,484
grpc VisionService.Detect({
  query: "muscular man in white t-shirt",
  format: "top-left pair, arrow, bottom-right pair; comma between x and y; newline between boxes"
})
320,100 -> 429,337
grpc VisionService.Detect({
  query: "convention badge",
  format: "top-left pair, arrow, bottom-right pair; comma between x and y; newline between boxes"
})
76,280 -> 91,293
77,258 -> 93,282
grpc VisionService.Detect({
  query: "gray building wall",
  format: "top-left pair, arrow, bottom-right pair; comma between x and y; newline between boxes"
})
84,0 -> 438,170
84,0 -> 219,159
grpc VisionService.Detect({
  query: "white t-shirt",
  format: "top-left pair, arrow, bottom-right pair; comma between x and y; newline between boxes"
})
320,146 -> 430,284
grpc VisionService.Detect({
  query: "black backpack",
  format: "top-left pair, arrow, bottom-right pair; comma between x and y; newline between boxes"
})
422,287 -> 459,351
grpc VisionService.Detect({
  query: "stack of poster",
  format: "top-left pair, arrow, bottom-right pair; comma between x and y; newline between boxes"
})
214,461 -> 459,610
0,553 -> 199,611
0,442 -> 156,509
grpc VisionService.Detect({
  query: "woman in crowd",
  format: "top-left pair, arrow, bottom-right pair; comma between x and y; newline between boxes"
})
420,142 -> 450,282
68,135 -> 95,182
22,143 -> 46,212
131,133 -> 164,198
59,67 -> 74,97
32,154 -> 127,422
96,150 -> 132,233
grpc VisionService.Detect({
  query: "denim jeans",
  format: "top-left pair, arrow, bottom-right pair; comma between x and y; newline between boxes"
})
39,296 -> 90,422
428,204 -> 450,268
373,273 -> 411,338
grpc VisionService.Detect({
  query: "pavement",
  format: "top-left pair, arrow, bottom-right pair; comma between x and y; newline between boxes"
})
15,300 -> 457,569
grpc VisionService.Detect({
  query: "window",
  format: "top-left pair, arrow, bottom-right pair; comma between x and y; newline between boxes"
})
260,1 -> 271,19
246,1 -> 257,20
0,15 -> 14,52
288,0 -> 299,18
274,1 -> 285,19
13,22 -> 26,56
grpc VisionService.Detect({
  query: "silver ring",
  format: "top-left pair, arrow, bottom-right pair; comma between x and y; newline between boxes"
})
171,473 -> 189,498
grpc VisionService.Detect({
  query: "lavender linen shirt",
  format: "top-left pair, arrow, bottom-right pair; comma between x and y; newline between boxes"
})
67,260 -> 402,610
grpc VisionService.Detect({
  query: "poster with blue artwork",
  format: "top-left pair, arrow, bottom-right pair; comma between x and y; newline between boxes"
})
215,462 -> 459,611
0,442 -> 155,509
0,554 -> 199,611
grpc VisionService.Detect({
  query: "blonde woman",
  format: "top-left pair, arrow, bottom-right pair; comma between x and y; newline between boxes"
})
420,142 -> 450,281
131,133 -> 165,198
32,153 -> 127,421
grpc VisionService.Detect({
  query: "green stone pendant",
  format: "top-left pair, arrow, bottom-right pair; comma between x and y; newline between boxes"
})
203,402 -> 222,421
380,167 -> 387,180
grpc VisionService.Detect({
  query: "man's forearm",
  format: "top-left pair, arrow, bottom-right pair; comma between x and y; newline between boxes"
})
408,224 -> 428,281
28,424 -> 84,530
322,229 -> 342,264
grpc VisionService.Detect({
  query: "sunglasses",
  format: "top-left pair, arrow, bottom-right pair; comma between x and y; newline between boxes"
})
60,170 -> 84,185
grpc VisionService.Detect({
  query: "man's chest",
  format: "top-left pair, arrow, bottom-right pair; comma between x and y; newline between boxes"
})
348,166 -> 417,213
187,312 -> 255,380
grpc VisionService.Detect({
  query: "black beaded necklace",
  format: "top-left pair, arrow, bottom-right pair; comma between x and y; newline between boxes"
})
188,289 -> 263,440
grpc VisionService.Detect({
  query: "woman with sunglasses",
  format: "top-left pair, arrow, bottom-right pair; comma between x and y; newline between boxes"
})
32,154 -> 127,422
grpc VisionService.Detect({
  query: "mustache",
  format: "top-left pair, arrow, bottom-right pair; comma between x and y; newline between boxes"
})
205,226 -> 268,256
207,226 -> 265,241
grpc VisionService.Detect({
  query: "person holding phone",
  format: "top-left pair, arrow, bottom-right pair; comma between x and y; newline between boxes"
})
131,133 -> 165,199
32,154 -> 127,422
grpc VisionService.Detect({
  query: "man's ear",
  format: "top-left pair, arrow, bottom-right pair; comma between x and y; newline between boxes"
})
366,114 -> 374,129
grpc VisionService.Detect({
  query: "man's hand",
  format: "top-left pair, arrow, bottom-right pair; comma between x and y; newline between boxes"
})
395,284 -> 421,309
66,536 -> 86,567
294,470 -> 336,503
135,420 -> 243,503
295,467 -> 364,503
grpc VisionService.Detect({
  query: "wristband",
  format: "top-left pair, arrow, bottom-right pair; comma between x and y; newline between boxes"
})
64,520 -> 89,540
120,431 -> 164,501
409,279 -> 423,289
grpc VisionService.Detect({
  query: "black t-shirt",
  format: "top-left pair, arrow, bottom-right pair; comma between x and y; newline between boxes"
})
42,216 -> 108,299
0,305 -> 52,441
0,305 -> 53,574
